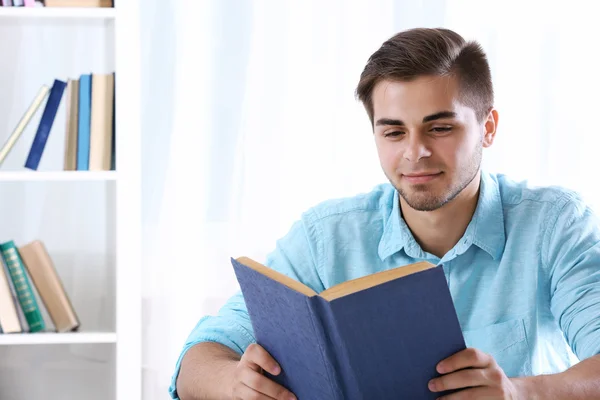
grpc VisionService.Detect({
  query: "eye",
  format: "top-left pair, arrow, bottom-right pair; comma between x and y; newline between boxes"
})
383,131 -> 405,138
431,127 -> 452,133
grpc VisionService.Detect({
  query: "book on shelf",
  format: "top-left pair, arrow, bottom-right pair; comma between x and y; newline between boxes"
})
0,239 -> 79,334
0,241 -> 46,332
0,255 -> 23,333
231,257 -> 466,400
64,79 -> 79,171
0,85 -> 49,166
44,0 -> 113,7
19,240 -> 80,332
76,74 -> 92,171
0,0 -> 113,6
24,79 -> 67,171
0,72 -> 116,172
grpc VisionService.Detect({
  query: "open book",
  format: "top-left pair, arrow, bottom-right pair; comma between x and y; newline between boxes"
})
231,257 -> 466,400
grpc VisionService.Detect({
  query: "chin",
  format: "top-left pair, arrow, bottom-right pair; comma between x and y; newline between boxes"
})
394,180 -> 452,212
399,188 -> 442,208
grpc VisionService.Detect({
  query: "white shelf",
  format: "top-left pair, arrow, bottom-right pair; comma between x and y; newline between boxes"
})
0,0 -> 142,398
0,171 -> 116,182
0,332 -> 117,345
0,7 -> 115,19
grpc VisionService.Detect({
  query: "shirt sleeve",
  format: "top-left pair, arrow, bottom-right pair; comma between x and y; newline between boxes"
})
545,193 -> 600,361
169,211 -> 326,399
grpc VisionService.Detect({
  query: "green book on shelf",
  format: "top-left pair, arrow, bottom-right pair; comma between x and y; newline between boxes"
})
0,241 -> 45,333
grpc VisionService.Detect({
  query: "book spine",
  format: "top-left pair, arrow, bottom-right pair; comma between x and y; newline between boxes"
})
0,242 -> 45,332
0,255 -> 22,333
19,240 -> 80,332
110,72 -> 116,170
313,296 -> 363,400
89,73 -> 115,171
0,85 -> 50,166
25,79 -> 67,171
77,74 -> 92,171
63,79 -> 79,171
0,255 -> 28,332
308,297 -> 351,400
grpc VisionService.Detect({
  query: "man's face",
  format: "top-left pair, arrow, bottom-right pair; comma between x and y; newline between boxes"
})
372,75 -> 492,212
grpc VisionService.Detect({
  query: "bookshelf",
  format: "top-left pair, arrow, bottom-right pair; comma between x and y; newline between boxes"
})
0,331 -> 117,345
0,1 -> 141,400
0,171 -> 117,181
0,7 -> 116,18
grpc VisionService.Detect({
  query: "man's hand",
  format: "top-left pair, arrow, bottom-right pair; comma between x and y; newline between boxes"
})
428,348 -> 525,399
230,343 -> 297,400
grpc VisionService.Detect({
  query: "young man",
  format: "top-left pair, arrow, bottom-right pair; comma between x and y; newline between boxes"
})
170,28 -> 600,400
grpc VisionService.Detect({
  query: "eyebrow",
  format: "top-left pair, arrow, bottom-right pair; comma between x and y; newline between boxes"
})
375,111 -> 457,126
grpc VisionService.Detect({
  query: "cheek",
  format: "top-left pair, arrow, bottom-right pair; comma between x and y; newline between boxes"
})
437,133 -> 477,167
375,139 -> 400,168
455,132 -> 481,160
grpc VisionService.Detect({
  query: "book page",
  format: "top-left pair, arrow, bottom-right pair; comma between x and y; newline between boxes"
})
235,257 -> 318,297
319,261 -> 435,301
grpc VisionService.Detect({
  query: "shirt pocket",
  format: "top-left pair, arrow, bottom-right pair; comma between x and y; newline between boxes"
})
462,318 -> 531,378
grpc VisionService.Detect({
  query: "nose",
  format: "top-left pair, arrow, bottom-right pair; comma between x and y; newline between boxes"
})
403,133 -> 432,163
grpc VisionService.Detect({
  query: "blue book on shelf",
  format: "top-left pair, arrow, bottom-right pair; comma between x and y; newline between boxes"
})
231,257 -> 466,400
77,74 -> 92,171
24,79 -> 66,170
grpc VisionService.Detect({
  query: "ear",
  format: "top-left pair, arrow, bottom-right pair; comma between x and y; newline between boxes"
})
482,108 -> 499,148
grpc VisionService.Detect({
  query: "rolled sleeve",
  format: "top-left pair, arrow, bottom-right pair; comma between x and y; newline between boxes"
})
546,193 -> 600,360
169,211 -> 325,399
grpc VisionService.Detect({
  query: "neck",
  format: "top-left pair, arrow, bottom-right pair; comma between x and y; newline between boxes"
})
400,172 -> 481,259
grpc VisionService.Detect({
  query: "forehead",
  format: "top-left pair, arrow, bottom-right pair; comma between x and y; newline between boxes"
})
372,75 -> 463,120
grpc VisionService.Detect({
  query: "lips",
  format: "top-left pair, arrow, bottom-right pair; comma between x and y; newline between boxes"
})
402,172 -> 442,184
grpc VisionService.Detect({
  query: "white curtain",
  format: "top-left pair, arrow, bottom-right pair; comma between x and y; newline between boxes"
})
139,1 -> 600,397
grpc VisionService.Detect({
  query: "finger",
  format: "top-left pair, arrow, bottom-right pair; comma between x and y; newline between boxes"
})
244,343 -> 281,375
233,382 -> 277,400
428,368 -> 486,392
239,368 -> 297,400
437,385 -> 507,400
437,348 -> 494,374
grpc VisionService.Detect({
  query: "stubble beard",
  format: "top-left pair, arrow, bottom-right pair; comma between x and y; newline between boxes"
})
391,145 -> 482,212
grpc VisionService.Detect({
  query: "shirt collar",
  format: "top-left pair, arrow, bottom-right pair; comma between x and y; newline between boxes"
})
378,171 -> 506,261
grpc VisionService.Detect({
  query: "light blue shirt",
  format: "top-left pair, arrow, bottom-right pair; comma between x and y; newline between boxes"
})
169,171 -> 600,398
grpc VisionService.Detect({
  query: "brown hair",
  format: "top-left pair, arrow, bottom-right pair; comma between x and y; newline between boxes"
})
356,28 -> 494,125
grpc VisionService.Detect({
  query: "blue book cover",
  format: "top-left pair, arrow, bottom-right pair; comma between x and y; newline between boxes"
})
24,79 -> 66,170
231,257 -> 466,400
77,74 -> 92,171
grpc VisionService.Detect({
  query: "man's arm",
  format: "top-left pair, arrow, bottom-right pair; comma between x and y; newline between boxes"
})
176,342 -> 240,400
527,193 -> 600,398
513,354 -> 600,399
169,214 -> 325,399
428,349 -> 600,399
176,342 -> 296,400
430,193 -> 600,399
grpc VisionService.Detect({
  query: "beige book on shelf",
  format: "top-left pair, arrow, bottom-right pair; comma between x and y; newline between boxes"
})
19,240 -> 80,333
44,0 -> 112,7
89,73 -> 115,171
0,85 -> 50,166
64,79 -> 79,171
0,259 -> 22,334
